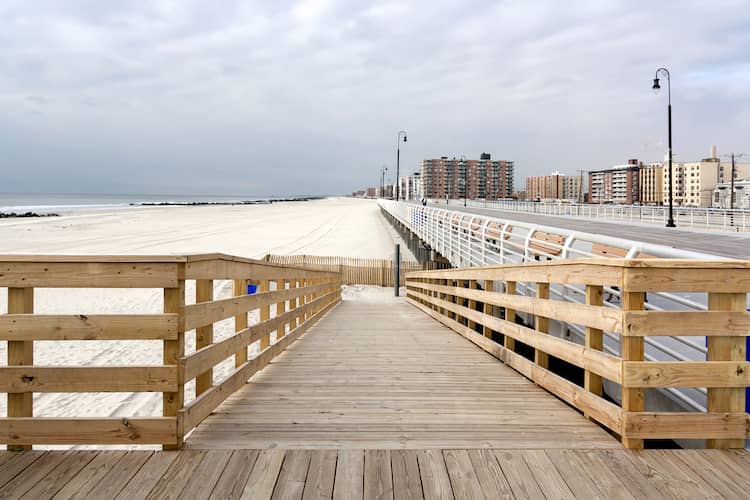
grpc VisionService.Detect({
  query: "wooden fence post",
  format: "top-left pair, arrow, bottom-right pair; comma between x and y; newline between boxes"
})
707,292 -> 747,449
534,282 -> 550,368
621,291 -> 645,449
276,280 -> 287,340
259,280 -> 270,350
163,280 -> 185,450
233,279 -> 248,368
483,280 -> 494,338
7,288 -> 34,451
504,281 -> 516,352
467,280 -> 477,331
195,279 -> 213,396
584,285 -> 604,418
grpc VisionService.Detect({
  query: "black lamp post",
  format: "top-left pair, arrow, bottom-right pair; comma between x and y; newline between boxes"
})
380,166 -> 388,198
460,155 -> 467,207
396,130 -> 407,201
652,68 -> 676,227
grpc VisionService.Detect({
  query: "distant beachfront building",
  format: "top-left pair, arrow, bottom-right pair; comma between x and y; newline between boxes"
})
398,172 -> 422,201
588,160 -> 640,204
421,154 -> 513,200
365,187 -> 377,198
525,172 -> 580,201
712,179 -> 750,209
639,163 -> 663,205
662,147 -> 750,207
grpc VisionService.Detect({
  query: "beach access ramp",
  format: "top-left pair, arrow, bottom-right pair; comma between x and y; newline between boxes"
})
0,254 -> 749,498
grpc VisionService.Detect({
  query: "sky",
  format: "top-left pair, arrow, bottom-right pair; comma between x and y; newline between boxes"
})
1,0 -> 749,196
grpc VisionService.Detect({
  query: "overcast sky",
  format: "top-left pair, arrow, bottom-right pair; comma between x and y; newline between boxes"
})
1,0 -> 748,196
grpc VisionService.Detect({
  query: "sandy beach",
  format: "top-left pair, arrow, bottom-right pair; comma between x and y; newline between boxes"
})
0,197 -> 414,436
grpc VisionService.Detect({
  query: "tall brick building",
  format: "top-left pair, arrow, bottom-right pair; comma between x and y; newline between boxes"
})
421,154 -> 513,200
588,160 -> 640,204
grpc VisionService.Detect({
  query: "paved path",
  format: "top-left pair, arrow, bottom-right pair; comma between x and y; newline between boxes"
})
417,202 -> 750,259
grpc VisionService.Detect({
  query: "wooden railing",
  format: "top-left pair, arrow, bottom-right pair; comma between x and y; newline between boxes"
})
265,254 -> 448,286
406,259 -> 750,449
0,254 -> 341,449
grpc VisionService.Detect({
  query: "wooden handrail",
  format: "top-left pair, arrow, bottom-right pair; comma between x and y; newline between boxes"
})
406,258 -> 750,449
0,254 -> 343,449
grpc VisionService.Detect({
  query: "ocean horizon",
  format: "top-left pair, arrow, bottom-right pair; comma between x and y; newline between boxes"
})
0,192 -> 322,214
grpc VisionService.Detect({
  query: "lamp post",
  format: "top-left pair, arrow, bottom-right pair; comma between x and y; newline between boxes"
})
652,68 -> 676,227
396,130 -> 407,201
460,155 -> 468,207
380,166 -> 388,198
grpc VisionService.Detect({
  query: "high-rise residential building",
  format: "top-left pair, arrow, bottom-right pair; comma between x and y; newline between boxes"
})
398,172 -> 422,201
421,155 -> 513,200
525,172 -> 581,201
662,150 -> 750,207
588,160 -> 640,204
639,163 -> 664,205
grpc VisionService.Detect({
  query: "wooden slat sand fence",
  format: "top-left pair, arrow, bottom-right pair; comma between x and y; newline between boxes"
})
264,254 -> 447,287
0,253 -> 342,450
406,259 -> 750,449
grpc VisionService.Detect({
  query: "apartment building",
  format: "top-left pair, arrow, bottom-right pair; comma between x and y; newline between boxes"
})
639,163 -> 663,205
398,173 -> 422,201
421,154 -> 513,200
526,172 -> 581,201
588,160 -> 640,204
663,158 -> 750,207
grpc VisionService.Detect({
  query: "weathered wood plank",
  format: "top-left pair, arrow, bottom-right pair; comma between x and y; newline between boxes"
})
241,449 -> 285,500
364,450 -> 393,500
272,449 -> 311,500
391,450 -> 423,500
0,418 -> 177,445
209,450 -> 259,500
0,366 -> 177,393
301,450 -> 337,500
52,451 -> 128,500
417,449 -> 453,500
622,361 -> 750,388
623,310 -> 750,336
0,314 -> 178,341
0,262 -> 180,288
334,450 -> 364,500
443,449 -> 483,500
6,288 -> 33,451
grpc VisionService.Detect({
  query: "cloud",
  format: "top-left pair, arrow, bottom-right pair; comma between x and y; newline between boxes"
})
0,0 -> 749,195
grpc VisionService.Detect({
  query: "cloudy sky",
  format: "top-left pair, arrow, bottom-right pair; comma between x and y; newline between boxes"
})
1,0 -> 749,196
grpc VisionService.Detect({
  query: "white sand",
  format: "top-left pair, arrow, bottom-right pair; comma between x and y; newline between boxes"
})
0,198 -> 416,440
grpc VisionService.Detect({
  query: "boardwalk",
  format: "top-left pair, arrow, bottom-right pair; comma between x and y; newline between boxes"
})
1,294 -> 749,498
185,297 -> 617,449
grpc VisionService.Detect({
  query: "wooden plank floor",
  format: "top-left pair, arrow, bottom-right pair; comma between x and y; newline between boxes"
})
185,297 -> 619,450
2,448 -> 749,499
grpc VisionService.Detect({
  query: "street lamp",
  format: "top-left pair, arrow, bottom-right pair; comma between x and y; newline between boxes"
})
380,165 -> 388,198
460,155 -> 468,207
652,68 -> 676,227
396,130 -> 407,201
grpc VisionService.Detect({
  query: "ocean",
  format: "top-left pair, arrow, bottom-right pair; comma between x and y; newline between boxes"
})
0,193 -> 305,215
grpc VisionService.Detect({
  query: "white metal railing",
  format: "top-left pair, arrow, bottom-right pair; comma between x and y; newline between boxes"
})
379,199 -> 747,419
432,198 -> 750,232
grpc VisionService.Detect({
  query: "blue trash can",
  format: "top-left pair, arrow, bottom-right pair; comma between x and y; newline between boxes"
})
247,284 -> 257,295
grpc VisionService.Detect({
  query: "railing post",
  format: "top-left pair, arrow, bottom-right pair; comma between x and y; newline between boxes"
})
483,280 -> 494,338
295,279 -> 301,328
259,280 -> 270,349
163,279 -> 185,450
584,285 -> 604,418
504,281 -> 516,351
534,283 -> 550,369
276,279 -> 287,340
7,287 -> 34,451
195,279 -> 214,396
467,280 -> 477,330
233,279 -> 248,367
706,292 -> 747,449
621,291 -> 645,449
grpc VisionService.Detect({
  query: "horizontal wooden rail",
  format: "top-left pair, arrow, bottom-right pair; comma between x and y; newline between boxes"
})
0,366 -> 177,393
0,314 -> 178,341
0,417 -> 177,445
184,282 -> 332,330
181,289 -> 338,382
407,280 -> 622,334
0,253 -> 343,449
406,258 -> 750,449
